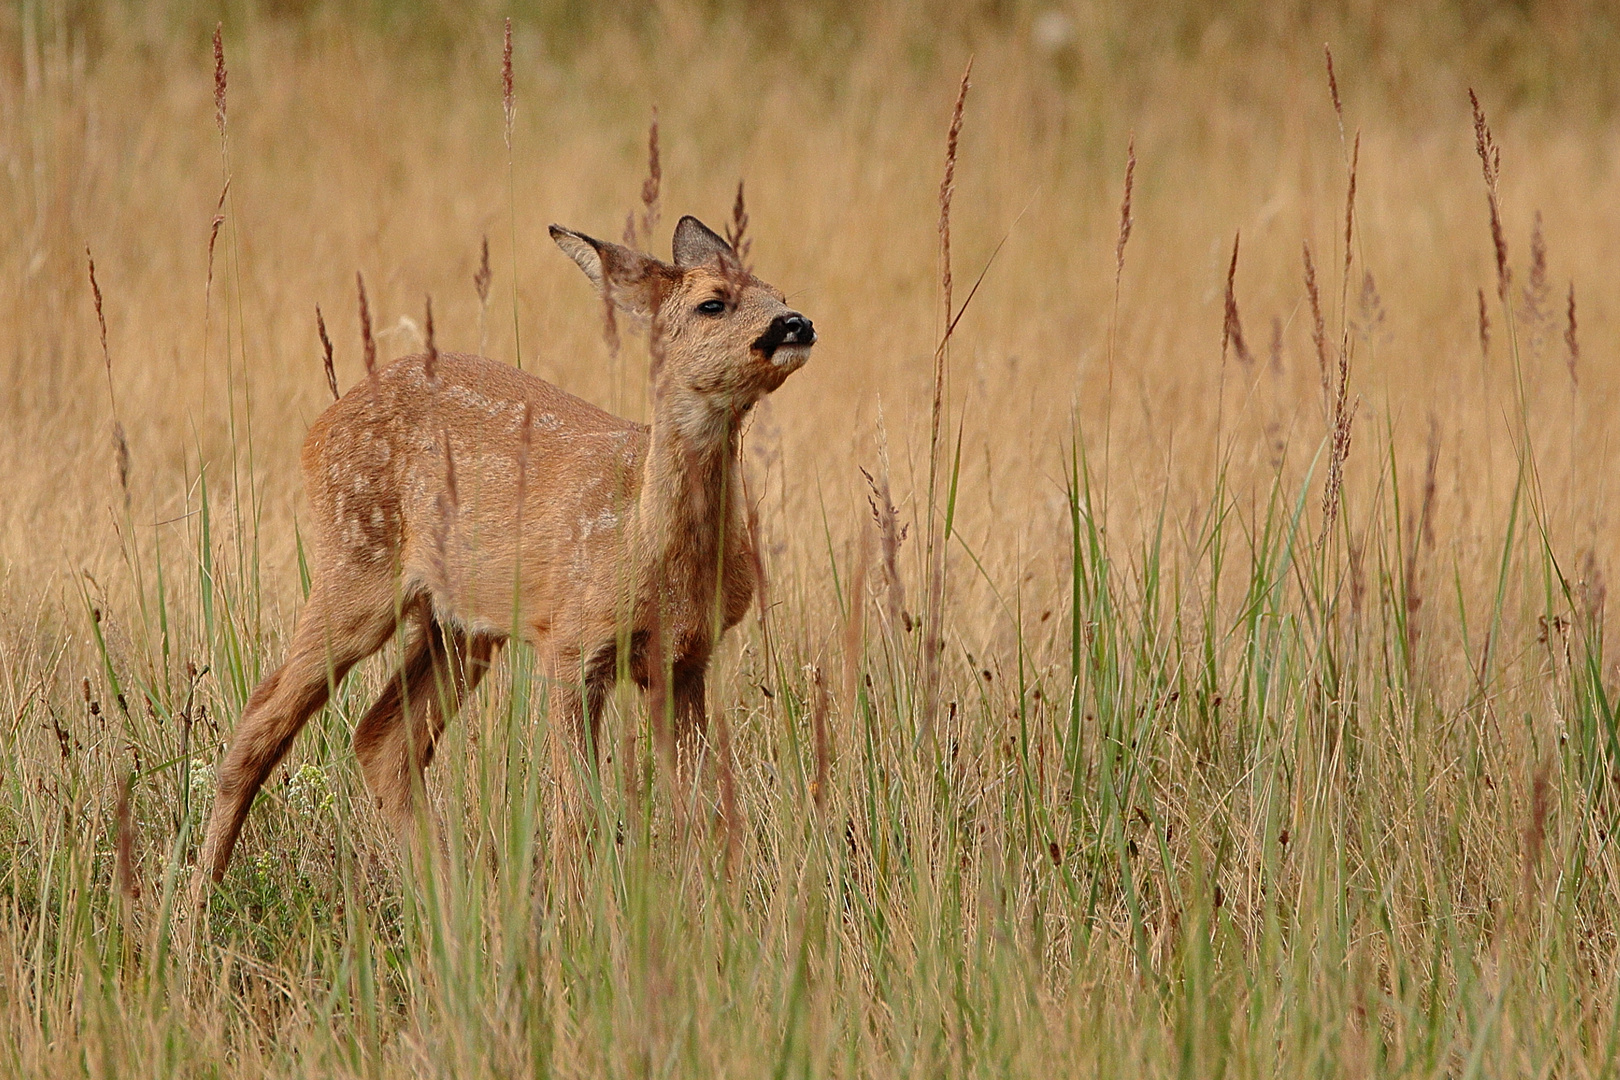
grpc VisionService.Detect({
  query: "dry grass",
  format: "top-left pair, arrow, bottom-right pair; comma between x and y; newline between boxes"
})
4,2 -> 1620,1076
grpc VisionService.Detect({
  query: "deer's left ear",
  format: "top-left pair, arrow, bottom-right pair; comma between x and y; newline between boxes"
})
550,225 -> 678,317
672,215 -> 733,268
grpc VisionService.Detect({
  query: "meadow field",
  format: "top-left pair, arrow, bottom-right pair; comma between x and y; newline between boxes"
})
5,1 -> 1620,1075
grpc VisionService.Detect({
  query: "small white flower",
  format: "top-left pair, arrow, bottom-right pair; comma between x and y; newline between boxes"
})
287,763 -> 334,815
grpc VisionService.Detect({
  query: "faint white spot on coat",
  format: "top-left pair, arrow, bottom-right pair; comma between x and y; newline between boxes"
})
580,507 -> 619,538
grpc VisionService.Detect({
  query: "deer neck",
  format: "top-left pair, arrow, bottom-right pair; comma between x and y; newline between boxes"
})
634,386 -> 745,632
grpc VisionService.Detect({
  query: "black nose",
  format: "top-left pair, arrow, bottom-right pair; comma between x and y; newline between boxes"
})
781,314 -> 815,345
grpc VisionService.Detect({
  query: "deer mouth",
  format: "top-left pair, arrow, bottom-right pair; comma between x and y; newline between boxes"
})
752,313 -> 816,366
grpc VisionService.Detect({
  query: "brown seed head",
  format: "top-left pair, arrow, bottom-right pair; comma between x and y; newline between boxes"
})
938,57 -> 973,324
1325,44 -> 1343,129
474,235 -> 492,305
502,18 -> 514,151
442,429 -> 459,511
424,293 -> 439,382
1470,89 -> 1511,301
1303,242 -> 1329,405
213,22 -> 227,138
112,421 -> 131,505
356,271 -> 376,379
1343,131 -> 1359,279
316,304 -> 338,400
516,398 -> 533,513
726,178 -> 753,276
87,248 -> 111,386
1566,281 -> 1580,387
1115,136 -> 1135,287
1523,211 -> 1550,336
640,107 -> 661,245
1222,233 -> 1252,367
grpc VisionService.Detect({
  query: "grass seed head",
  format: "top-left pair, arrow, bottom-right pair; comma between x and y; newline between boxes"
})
725,179 -> 753,275
474,235 -> 492,305
213,22 -> 227,138
112,422 -> 131,506
1325,44 -> 1343,130
1565,281 -> 1579,386
1115,135 -> 1135,287
938,57 -> 973,324
640,107 -> 661,246
1343,131 -> 1359,278
1222,233 -> 1252,367
424,293 -> 439,382
1303,241 -> 1329,406
86,248 -> 111,388
502,18 -> 514,152
1470,89 -> 1511,301
356,271 -> 376,379
316,304 -> 338,400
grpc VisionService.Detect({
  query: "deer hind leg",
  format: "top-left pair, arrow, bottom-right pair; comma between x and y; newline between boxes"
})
672,665 -> 709,766
353,619 -> 501,833
548,645 -> 614,770
200,577 -> 400,883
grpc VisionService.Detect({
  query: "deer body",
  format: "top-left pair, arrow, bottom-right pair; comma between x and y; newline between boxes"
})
200,216 -> 813,882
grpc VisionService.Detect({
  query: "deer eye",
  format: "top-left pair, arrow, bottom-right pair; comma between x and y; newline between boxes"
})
696,299 -> 727,316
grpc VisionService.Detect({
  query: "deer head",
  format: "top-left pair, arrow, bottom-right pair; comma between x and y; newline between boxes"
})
550,215 -> 815,426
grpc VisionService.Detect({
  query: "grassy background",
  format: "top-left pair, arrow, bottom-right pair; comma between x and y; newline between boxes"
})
4,1 -> 1620,1075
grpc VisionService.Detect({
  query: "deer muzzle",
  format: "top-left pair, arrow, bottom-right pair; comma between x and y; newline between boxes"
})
752,313 -> 816,367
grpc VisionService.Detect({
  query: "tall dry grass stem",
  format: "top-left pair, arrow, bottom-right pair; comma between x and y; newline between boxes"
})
1104,136 -> 1135,499
87,248 -> 130,503
809,664 -> 831,811
840,534 -> 870,724
115,770 -> 140,902
921,57 -> 972,750
503,17 -> 521,370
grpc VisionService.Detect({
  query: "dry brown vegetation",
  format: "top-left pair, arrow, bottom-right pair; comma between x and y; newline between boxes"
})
4,2 -> 1620,1076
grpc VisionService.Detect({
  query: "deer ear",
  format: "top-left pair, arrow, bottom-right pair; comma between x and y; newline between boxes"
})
672,215 -> 733,268
550,225 -> 676,317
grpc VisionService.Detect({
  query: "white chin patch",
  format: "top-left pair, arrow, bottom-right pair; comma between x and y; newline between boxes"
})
772,344 -> 811,369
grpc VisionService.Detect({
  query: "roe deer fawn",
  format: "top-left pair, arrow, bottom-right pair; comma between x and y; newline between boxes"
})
199,215 -> 814,882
